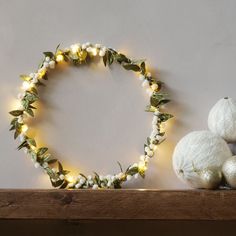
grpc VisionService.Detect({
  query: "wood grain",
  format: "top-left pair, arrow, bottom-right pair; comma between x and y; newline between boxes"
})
0,189 -> 236,220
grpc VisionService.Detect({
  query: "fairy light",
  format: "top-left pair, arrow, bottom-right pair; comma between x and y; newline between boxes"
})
138,161 -> 147,172
66,175 -> 75,183
21,124 -> 28,133
91,47 -> 97,56
56,54 -> 64,62
151,83 -> 158,91
71,44 -> 79,54
22,81 -> 33,90
38,68 -> 46,78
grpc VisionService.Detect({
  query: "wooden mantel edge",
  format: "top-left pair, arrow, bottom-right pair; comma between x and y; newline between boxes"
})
0,189 -> 235,220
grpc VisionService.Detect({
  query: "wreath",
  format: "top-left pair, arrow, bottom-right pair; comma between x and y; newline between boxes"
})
9,42 -> 173,189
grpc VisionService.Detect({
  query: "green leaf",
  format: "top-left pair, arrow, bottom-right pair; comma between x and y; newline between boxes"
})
59,180 -> 68,189
122,63 -> 140,72
113,179 -> 122,189
158,99 -> 171,106
150,93 -> 169,107
147,137 -> 151,145
115,54 -> 130,64
37,147 -> 48,156
103,52 -> 108,66
9,126 -> 15,131
51,179 -> 64,188
140,61 -> 146,74
9,110 -> 23,117
25,92 -> 38,103
47,159 -> 58,164
55,44 -> 60,53
58,162 -> 63,173
17,141 -> 28,150
117,161 -> 123,172
62,170 -> 70,175
43,51 -> 54,58
14,129 -> 20,139
20,75 -> 30,81
25,108 -> 34,117
10,118 -> 18,126
145,105 -> 157,112
31,87 -> 38,95
36,80 -> 45,86
107,50 -> 114,65
159,113 -> 173,122
27,138 -> 36,147
126,166 -> 138,176
42,73 -> 48,80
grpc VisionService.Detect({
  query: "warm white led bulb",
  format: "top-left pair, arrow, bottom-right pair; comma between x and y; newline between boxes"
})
21,124 -> 28,133
22,81 -> 32,90
71,44 -> 79,54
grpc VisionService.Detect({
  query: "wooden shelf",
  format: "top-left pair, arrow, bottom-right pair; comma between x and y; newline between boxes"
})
0,189 -> 236,220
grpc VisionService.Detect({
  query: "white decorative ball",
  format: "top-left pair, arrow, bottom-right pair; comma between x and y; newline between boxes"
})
222,156 -> 236,188
208,97 -> 236,142
172,130 -> 231,188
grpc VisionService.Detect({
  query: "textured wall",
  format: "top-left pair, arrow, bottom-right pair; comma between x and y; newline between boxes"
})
0,0 -> 236,189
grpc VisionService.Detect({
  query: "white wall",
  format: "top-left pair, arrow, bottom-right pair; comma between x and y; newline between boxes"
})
0,0 -> 236,189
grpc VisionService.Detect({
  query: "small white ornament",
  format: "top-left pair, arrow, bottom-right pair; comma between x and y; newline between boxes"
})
42,162 -> 48,168
43,62 -> 49,68
198,167 -> 222,189
92,184 -> 98,189
34,162 -> 40,168
68,183 -> 74,188
151,84 -> 158,91
126,175 -> 132,181
139,74 -> 145,81
142,80 -> 149,88
75,183 -> 81,189
49,61 -> 55,69
59,174 -> 65,180
172,130 -> 231,188
208,97 -> 236,142
99,49 -> 106,57
222,156 -> 236,188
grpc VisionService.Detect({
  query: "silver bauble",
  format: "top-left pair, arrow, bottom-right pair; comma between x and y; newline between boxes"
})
222,156 -> 236,188
199,167 -> 222,189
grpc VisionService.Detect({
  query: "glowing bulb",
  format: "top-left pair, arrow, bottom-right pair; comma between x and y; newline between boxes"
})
71,44 -> 79,54
151,83 -> 158,91
38,68 -> 46,78
22,81 -> 33,90
91,48 -> 97,56
21,124 -> 28,133
66,175 -> 75,183
56,54 -> 64,62
138,161 -> 147,172
31,146 -> 37,152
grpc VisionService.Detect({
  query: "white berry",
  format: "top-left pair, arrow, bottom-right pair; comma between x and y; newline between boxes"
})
49,61 -> 55,69
92,184 -> 98,189
34,162 -> 40,168
142,80 -> 149,88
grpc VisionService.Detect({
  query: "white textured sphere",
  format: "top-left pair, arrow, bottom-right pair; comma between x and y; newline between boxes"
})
208,97 -> 236,142
222,156 -> 236,188
173,130 -> 231,188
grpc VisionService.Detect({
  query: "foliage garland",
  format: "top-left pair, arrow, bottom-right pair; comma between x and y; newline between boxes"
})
9,42 -> 173,189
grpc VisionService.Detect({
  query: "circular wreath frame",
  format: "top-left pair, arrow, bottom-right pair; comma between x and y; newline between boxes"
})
9,42 -> 173,189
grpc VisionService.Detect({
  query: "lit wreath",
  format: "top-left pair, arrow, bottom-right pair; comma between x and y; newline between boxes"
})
9,42 -> 173,189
